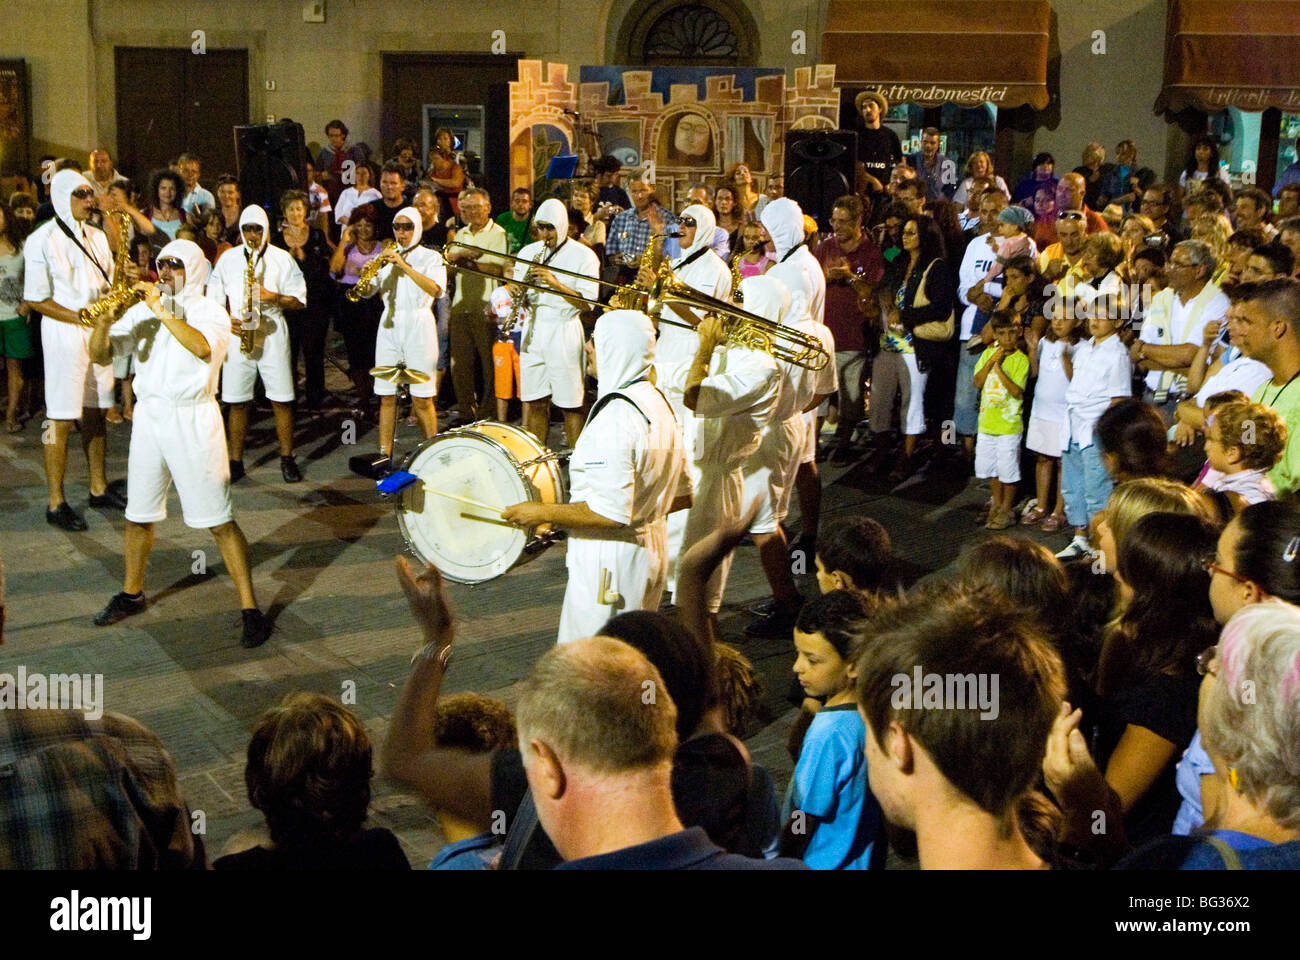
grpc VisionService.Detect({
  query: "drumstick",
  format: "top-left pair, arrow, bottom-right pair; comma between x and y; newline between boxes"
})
459,512 -> 514,527
426,488 -> 501,513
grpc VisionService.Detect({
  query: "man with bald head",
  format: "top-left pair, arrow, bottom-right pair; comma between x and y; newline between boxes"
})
87,150 -> 123,199
1054,171 -> 1110,238
517,635 -> 806,869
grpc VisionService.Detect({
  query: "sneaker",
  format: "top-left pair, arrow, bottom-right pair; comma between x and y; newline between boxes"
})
280,455 -> 303,483
240,609 -> 272,648
1055,535 -> 1093,561
93,591 -> 146,626
744,599 -> 804,638
46,503 -> 88,531
229,459 -> 246,483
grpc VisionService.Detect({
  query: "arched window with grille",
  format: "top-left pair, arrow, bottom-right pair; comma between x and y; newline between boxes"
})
616,0 -> 759,68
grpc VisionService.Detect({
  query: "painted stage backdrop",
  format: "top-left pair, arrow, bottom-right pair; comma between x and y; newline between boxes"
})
509,61 -> 841,210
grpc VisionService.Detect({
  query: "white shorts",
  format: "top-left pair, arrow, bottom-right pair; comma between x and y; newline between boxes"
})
743,416 -> 803,535
221,311 -> 294,403
674,461 -> 743,614
111,350 -> 133,380
520,317 -> 585,409
1026,416 -> 1064,458
42,316 -> 114,419
975,431 -> 1022,484
557,524 -> 667,644
125,397 -> 234,529
800,409 -> 817,464
374,309 -> 439,398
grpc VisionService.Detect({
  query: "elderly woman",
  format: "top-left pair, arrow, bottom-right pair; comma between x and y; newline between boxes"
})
953,151 -> 1010,206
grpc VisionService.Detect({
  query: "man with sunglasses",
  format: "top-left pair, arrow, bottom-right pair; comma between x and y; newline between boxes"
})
351,205 -> 446,469
86,239 -> 271,647
207,204 -> 307,483
1038,211 -> 1089,296
22,169 -> 129,531
510,197 -> 600,448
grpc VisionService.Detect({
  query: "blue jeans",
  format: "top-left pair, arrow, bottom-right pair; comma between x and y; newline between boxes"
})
954,341 -> 980,436
1061,441 -> 1112,531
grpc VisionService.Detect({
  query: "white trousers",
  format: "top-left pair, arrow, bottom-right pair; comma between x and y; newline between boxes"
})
556,522 -> 668,645
673,461 -> 743,614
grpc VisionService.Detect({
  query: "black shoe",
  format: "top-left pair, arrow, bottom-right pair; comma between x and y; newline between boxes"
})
281,455 -> 303,483
747,596 -> 777,618
46,503 -> 88,531
744,599 -> 804,638
94,591 -> 146,626
229,459 -> 246,483
88,487 -> 128,510
240,609 -> 272,648
829,443 -> 857,465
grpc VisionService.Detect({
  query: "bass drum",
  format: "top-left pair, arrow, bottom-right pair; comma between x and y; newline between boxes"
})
396,422 -> 566,583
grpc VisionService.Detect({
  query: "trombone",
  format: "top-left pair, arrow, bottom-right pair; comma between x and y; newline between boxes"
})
434,241 -> 829,371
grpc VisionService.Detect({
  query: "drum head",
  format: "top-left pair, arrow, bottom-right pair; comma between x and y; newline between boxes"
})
397,433 -> 533,583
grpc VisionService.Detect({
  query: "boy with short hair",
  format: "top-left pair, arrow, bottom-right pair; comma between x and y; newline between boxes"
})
1199,398 -> 1286,512
813,516 -> 893,598
973,311 -> 1029,530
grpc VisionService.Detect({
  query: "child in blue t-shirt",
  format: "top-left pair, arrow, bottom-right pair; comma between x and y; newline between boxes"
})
783,591 -> 882,869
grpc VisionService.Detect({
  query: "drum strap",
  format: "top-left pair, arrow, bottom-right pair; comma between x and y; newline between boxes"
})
587,391 -> 650,426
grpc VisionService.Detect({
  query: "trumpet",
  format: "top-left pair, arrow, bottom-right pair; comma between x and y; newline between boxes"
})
435,242 -> 829,371
346,240 -> 397,302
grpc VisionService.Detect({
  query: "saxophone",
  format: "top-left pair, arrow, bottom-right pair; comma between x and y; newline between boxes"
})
345,240 -> 397,303
240,248 -> 260,354
611,231 -> 667,309
729,251 -> 745,305
78,209 -> 146,326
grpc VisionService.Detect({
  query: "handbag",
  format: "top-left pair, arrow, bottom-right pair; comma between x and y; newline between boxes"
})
910,259 -> 955,341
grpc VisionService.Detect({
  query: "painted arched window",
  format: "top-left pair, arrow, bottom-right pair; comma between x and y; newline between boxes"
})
617,0 -> 758,67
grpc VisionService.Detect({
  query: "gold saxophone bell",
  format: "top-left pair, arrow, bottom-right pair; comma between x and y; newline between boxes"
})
346,240 -> 398,303
78,209 -> 145,326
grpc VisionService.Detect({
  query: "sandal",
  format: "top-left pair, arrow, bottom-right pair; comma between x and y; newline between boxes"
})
1041,513 -> 1065,533
1021,506 -> 1047,525
986,508 -> 1014,531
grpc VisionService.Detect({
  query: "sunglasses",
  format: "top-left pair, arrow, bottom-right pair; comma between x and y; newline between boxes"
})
71,188 -> 95,200
242,225 -> 264,233
679,216 -> 697,227
534,222 -> 555,231
1196,645 -> 1219,678
1057,211 -> 1085,221
157,257 -> 184,270
393,222 -> 415,231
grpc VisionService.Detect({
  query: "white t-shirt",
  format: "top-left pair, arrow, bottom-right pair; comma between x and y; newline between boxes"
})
658,249 -> 732,377
23,217 -> 114,311
957,233 -> 1001,340
371,246 -> 446,316
1065,334 -> 1132,448
1032,338 -> 1075,425
207,244 -> 307,325
1194,351 -> 1273,406
110,295 -> 230,402
1139,285 -> 1229,392
513,237 -> 600,326
569,382 -> 688,542
181,186 -> 216,216
684,345 -> 782,467
334,187 -> 382,224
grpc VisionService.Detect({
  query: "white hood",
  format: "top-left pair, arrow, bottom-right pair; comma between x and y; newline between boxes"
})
533,198 -> 569,243
238,204 -> 269,253
156,238 -> 210,303
760,197 -> 805,259
394,204 -> 422,252
594,309 -> 656,399
677,203 -> 716,260
739,275 -> 789,326
52,169 -> 94,232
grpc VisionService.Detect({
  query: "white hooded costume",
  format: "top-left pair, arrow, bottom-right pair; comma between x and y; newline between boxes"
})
658,203 -> 734,588
556,309 -> 688,645
110,239 -> 235,528
356,205 -> 447,398
760,198 -> 838,471
22,169 -> 116,419
207,204 -> 307,403
512,197 -> 600,409
667,275 -> 783,613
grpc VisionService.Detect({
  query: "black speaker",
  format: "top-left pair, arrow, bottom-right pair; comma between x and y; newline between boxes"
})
234,120 -> 308,211
783,131 -> 858,231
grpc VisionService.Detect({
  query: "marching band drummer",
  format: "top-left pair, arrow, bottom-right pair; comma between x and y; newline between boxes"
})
510,197 -> 600,449
646,202 -> 733,594
353,205 -> 446,470
208,205 -> 307,484
668,274 -> 783,642
86,239 -> 272,648
501,309 -> 689,645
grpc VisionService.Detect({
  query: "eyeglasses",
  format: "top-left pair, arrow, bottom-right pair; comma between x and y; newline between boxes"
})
1201,556 -> 1259,590
71,188 -> 95,200
1168,258 -> 1196,269
242,225 -> 264,233
1058,211 -> 1085,221
679,216 -> 696,227
157,257 -> 184,270
392,222 -> 415,231
534,222 -> 555,231
1196,645 -> 1219,677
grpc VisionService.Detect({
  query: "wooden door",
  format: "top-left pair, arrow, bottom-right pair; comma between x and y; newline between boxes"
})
115,47 -> 249,188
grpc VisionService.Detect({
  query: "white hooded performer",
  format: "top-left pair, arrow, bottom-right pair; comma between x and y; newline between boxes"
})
511,197 -> 600,448
649,202 -> 732,592
501,310 -> 688,645
23,168 -> 124,531
742,198 -> 837,638
353,204 -> 446,464
207,204 -> 307,483
670,274 -> 783,640
87,239 -> 271,648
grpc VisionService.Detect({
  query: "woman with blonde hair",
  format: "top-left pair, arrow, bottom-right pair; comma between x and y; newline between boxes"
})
1094,476 -> 1219,575
953,151 -> 1009,205
1118,212 -> 1158,283
1188,213 -> 1234,284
